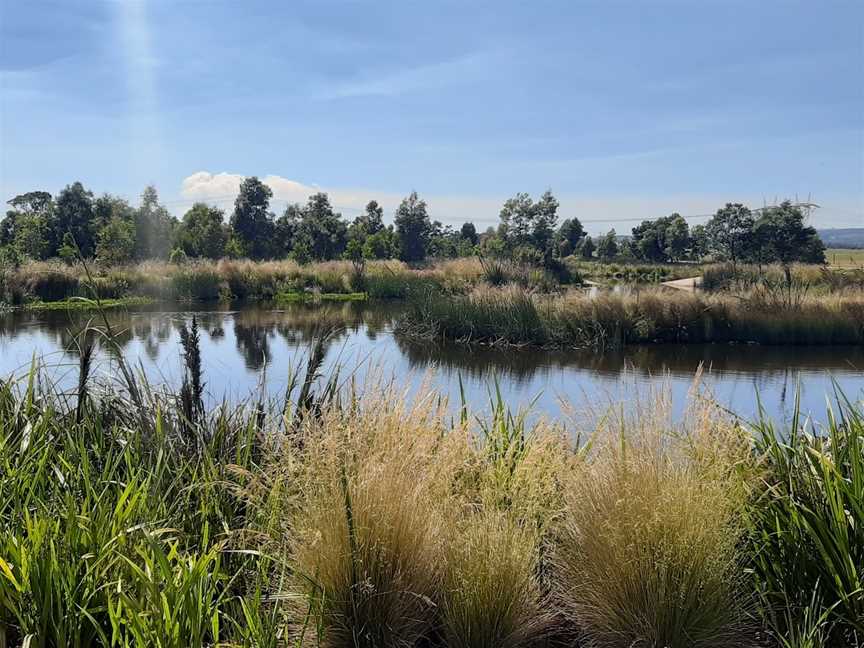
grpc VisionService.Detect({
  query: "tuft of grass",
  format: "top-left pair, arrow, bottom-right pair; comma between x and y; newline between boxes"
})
746,391 -> 864,646
438,511 -> 551,648
552,399 -> 753,648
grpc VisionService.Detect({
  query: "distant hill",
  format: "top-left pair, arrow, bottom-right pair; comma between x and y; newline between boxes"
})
818,228 -> 864,249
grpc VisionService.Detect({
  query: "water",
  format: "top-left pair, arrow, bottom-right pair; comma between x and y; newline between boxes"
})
1,302 -> 861,426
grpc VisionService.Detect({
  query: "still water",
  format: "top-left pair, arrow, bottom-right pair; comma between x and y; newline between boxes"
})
0,302 -> 861,425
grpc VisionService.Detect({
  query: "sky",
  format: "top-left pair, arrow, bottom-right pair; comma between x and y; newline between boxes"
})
1,0 -> 862,233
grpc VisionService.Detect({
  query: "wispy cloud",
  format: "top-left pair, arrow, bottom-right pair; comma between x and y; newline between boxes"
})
315,49 -> 505,99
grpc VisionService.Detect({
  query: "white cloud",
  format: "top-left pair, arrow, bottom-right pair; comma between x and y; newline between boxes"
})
180,171 -> 402,215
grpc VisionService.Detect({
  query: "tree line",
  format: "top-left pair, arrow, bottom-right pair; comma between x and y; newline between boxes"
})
1,177 -> 825,267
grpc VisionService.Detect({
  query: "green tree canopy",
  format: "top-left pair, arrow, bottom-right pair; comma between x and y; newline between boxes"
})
706,203 -> 755,265
55,182 -> 96,256
295,193 -> 348,261
753,201 -> 826,281
597,229 -> 619,262
460,222 -> 478,245
394,191 -> 431,262
229,177 -> 274,259
175,203 -> 227,259
96,216 -> 136,265
557,217 -> 585,256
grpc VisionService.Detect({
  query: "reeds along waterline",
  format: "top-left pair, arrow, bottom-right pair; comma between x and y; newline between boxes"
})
0,351 -> 862,647
398,285 -> 864,347
0,257 -> 589,306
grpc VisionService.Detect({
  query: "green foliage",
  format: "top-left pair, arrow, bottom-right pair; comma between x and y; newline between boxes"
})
706,203 -> 757,265
174,203 -> 227,259
631,213 -> 691,262
394,191 -> 431,262
747,394 -> 864,645
596,229 -> 618,261
498,190 -> 559,257
55,182 -> 96,257
294,192 -> 348,261
96,216 -> 136,266
229,177 -> 274,260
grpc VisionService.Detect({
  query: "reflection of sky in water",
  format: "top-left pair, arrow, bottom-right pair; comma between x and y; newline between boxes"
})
0,305 -> 861,427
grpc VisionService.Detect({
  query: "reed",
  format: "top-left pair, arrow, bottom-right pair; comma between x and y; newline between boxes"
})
701,262 -> 864,293
0,257 -> 584,307
746,392 -> 864,646
398,285 -> 864,348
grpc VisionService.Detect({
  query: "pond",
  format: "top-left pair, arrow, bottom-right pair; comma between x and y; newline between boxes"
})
1,302 -> 861,426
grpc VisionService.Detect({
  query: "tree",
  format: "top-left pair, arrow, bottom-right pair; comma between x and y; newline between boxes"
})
2,191 -> 55,259
295,193 -> 347,261
630,214 -> 690,263
175,203 -> 227,259
498,192 -> 534,247
96,216 -> 136,265
705,203 -> 755,266
663,214 -> 690,261
753,201 -> 826,285
134,186 -> 174,260
273,203 -> 302,258
394,191 -> 431,262
578,235 -> 595,260
54,182 -> 95,256
557,217 -> 585,257
690,224 -> 709,260
353,200 -> 385,238
460,222 -> 478,246
532,190 -> 559,254
362,227 -> 396,260
597,230 -> 619,262
229,177 -> 274,259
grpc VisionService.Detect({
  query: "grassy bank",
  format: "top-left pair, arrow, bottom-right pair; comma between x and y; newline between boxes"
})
0,258 -> 584,307
0,348 -> 861,647
398,286 -> 864,348
827,248 -> 864,268
565,258 -> 702,283
23,296 -> 155,311
702,262 -> 864,293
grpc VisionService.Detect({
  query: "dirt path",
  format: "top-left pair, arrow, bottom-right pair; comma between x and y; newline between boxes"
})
661,276 -> 702,291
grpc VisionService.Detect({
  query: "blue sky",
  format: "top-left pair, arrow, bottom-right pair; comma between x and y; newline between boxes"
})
1,0 -> 862,232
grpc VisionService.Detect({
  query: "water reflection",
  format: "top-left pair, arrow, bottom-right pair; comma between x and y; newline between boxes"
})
0,303 -> 861,422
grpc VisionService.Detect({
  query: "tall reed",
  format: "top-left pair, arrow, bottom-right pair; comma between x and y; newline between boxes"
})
747,392 -> 864,646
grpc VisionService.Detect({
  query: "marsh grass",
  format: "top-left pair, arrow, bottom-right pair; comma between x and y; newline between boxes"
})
702,262 -> 864,293
747,391 -> 864,646
553,395 -> 754,648
399,285 -> 864,348
1,257 -> 581,307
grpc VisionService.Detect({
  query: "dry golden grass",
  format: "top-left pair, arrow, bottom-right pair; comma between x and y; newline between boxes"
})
552,393 -> 754,648
826,248 -> 864,268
